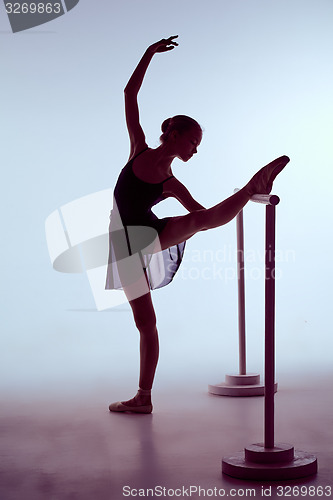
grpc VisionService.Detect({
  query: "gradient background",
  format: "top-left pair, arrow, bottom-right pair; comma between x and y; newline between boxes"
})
1,0 -> 333,403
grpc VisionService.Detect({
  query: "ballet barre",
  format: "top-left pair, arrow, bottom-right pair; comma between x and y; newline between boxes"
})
209,191 -> 279,397
215,191 -> 318,479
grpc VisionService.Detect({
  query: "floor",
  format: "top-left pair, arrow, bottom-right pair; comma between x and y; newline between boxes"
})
1,376 -> 332,500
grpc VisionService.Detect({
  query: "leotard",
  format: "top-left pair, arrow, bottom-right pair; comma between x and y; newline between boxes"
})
105,149 -> 186,290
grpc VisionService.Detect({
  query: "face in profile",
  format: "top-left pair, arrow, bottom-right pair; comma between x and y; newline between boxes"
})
174,127 -> 202,162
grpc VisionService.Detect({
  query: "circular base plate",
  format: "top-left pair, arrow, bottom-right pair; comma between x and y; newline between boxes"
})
209,383 -> 265,396
222,449 -> 317,480
226,373 -> 261,385
245,443 -> 294,464
209,373 -> 277,397
208,382 -> 278,397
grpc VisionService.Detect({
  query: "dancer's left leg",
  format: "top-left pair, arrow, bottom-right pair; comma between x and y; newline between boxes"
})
109,289 -> 158,413
128,291 -> 159,394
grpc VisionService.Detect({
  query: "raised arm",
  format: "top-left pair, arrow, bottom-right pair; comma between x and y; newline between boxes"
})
124,36 -> 179,158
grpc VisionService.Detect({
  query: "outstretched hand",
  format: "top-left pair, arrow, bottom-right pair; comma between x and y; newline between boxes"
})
148,36 -> 179,54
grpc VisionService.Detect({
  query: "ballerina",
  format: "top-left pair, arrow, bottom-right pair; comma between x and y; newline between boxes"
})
107,36 -> 289,413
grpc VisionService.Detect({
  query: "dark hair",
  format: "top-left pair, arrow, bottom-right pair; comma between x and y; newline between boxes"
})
160,115 -> 202,143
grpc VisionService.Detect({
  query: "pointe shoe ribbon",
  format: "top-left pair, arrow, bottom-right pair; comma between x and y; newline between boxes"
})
109,401 -> 153,414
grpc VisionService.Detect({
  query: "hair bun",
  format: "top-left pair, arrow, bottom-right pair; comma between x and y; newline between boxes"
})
161,118 -> 172,133
160,115 -> 202,144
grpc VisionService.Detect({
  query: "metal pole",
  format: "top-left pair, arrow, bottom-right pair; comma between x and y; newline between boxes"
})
236,209 -> 246,375
264,204 -> 276,449
223,192 -> 318,480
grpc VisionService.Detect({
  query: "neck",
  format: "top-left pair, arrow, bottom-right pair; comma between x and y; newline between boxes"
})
150,143 -> 176,173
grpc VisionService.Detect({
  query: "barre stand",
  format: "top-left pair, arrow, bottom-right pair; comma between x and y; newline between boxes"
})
222,194 -> 317,480
209,193 -> 278,397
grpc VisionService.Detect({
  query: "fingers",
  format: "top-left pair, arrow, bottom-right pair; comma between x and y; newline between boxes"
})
149,35 -> 179,54
162,35 -> 179,49
167,35 -> 179,45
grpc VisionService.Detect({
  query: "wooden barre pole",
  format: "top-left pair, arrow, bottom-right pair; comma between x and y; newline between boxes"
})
234,189 -> 280,206
264,203 -> 276,448
222,193 -> 318,480
236,209 -> 246,375
251,194 -> 280,206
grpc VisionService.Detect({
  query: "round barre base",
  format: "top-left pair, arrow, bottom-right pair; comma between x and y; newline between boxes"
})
222,443 -> 317,480
208,374 -> 277,397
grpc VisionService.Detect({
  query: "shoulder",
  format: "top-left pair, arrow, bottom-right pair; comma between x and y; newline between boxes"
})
128,143 -> 149,162
163,177 -> 187,196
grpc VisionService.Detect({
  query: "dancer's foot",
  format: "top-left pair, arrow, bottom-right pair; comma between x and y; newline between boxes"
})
247,155 -> 290,196
109,392 -> 153,414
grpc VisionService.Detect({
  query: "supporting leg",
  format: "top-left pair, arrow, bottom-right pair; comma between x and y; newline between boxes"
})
129,293 -> 159,393
109,291 -> 158,413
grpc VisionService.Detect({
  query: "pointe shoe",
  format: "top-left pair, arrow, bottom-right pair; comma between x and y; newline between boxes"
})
265,155 -> 290,193
248,155 -> 290,195
109,401 -> 153,414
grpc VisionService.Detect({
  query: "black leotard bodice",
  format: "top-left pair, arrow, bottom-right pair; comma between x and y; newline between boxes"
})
106,148 -> 185,292
113,148 -> 173,228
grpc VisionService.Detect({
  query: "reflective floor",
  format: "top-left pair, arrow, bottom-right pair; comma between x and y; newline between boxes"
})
1,377 -> 332,500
